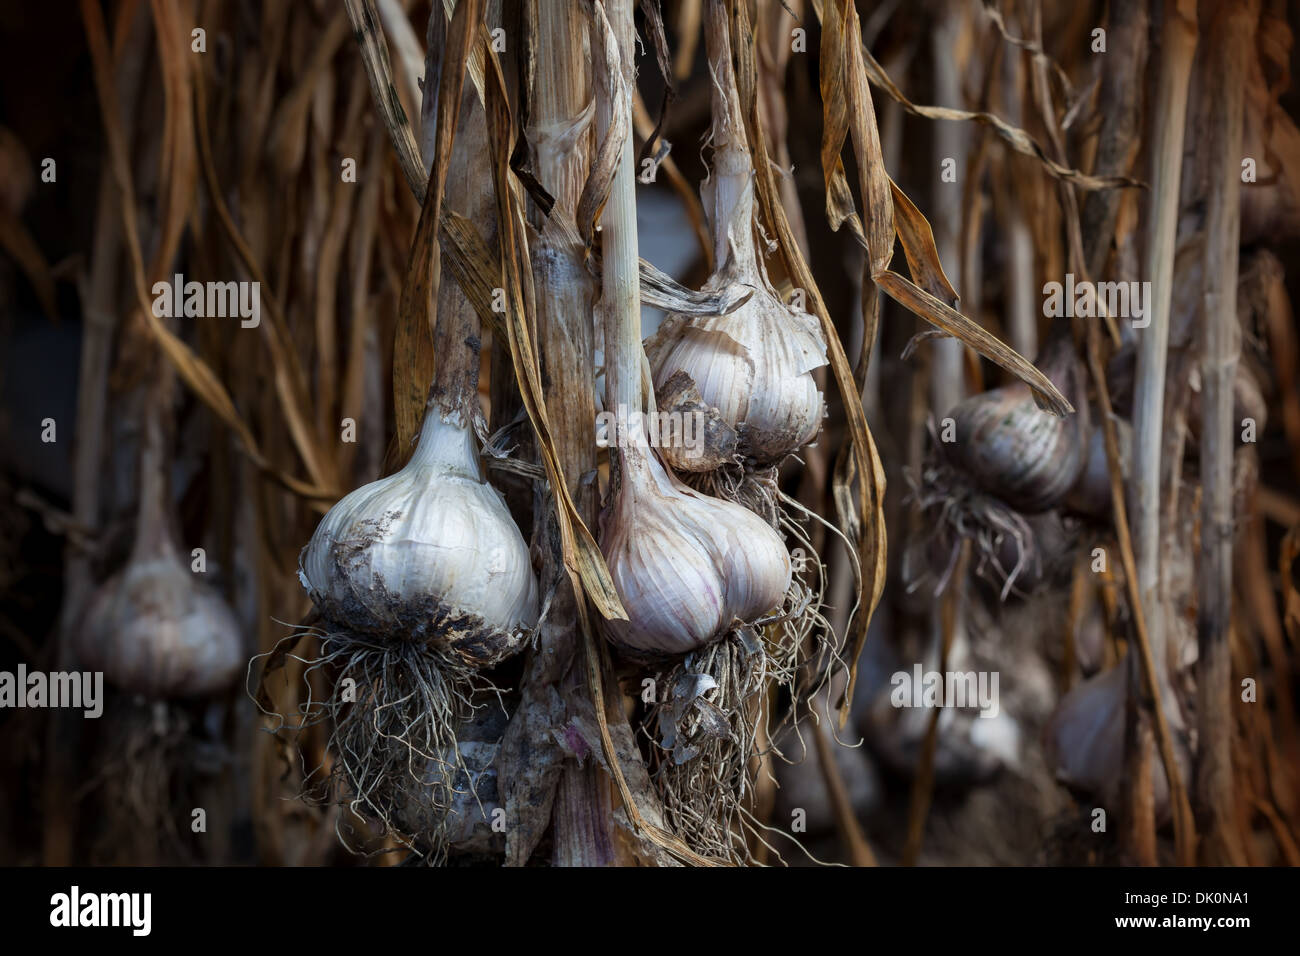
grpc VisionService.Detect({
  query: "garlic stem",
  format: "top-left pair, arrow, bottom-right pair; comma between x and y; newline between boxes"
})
599,0 -> 647,473
702,0 -> 757,275
429,85 -> 493,426
1134,0 -> 1196,673
132,349 -> 180,562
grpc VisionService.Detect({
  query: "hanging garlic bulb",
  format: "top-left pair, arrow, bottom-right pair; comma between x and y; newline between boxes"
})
645,0 -> 826,468
601,445 -> 791,655
285,82 -> 534,855
299,409 -> 537,665
587,0 -> 799,863
299,86 -> 536,666
941,332 -> 1090,513
595,0 -> 789,657
78,389 -> 243,698
1045,661 -> 1190,821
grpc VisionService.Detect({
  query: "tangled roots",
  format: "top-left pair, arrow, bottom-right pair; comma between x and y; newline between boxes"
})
645,627 -> 768,863
908,457 -> 1040,602
253,624 -> 498,863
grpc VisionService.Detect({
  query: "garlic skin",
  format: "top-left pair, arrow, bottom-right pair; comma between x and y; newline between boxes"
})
1045,663 -> 1190,821
300,413 -> 537,666
79,546 -> 243,699
942,336 -> 1089,513
651,277 -> 826,464
647,148 -> 827,466
600,450 -> 791,655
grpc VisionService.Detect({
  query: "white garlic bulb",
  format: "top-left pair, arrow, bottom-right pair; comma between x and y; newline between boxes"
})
651,274 -> 827,465
649,163 -> 827,465
299,412 -> 537,666
600,449 -> 791,655
77,407 -> 243,699
80,550 -> 244,698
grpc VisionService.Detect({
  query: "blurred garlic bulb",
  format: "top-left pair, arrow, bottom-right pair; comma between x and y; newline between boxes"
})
299,411 -> 537,666
1064,418 -> 1132,519
1045,662 -> 1190,821
942,333 -> 1089,513
78,406 -> 242,698
645,3 -> 826,468
601,447 -> 791,655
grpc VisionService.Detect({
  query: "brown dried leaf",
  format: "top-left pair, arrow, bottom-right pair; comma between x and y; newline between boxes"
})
876,271 -> 1072,415
734,0 -> 885,727
389,0 -> 483,455
576,0 -> 630,248
344,0 -> 425,197
857,28 -> 1141,191
498,678 -> 566,866
889,177 -> 959,308
482,40 -> 626,623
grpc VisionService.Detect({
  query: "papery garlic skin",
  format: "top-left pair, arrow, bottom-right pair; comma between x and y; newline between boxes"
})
648,147 -> 827,466
299,414 -> 537,666
652,275 -> 827,464
941,335 -> 1090,513
601,450 -> 791,655
79,553 -> 244,699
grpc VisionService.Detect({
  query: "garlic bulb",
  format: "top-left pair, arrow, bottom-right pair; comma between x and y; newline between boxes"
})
649,258 -> 827,465
77,407 -> 242,698
81,553 -> 244,698
1045,662 -> 1190,821
645,5 -> 826,467
941,334 -> 1089,513
300,411 -> 537,666
601,447 -> 791,655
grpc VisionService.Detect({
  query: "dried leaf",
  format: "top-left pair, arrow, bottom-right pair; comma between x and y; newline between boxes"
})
734,0 -> 885,727
889,177 -> 959,307
856,27 -> 1141,191
498,679 -> 566,866
481,39 -> 626,623
876,271 -> 1073,415
825,0 -> 893,274
389,0 -> 483,454
577,0 -> 629,248
344,0 -> 425,196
